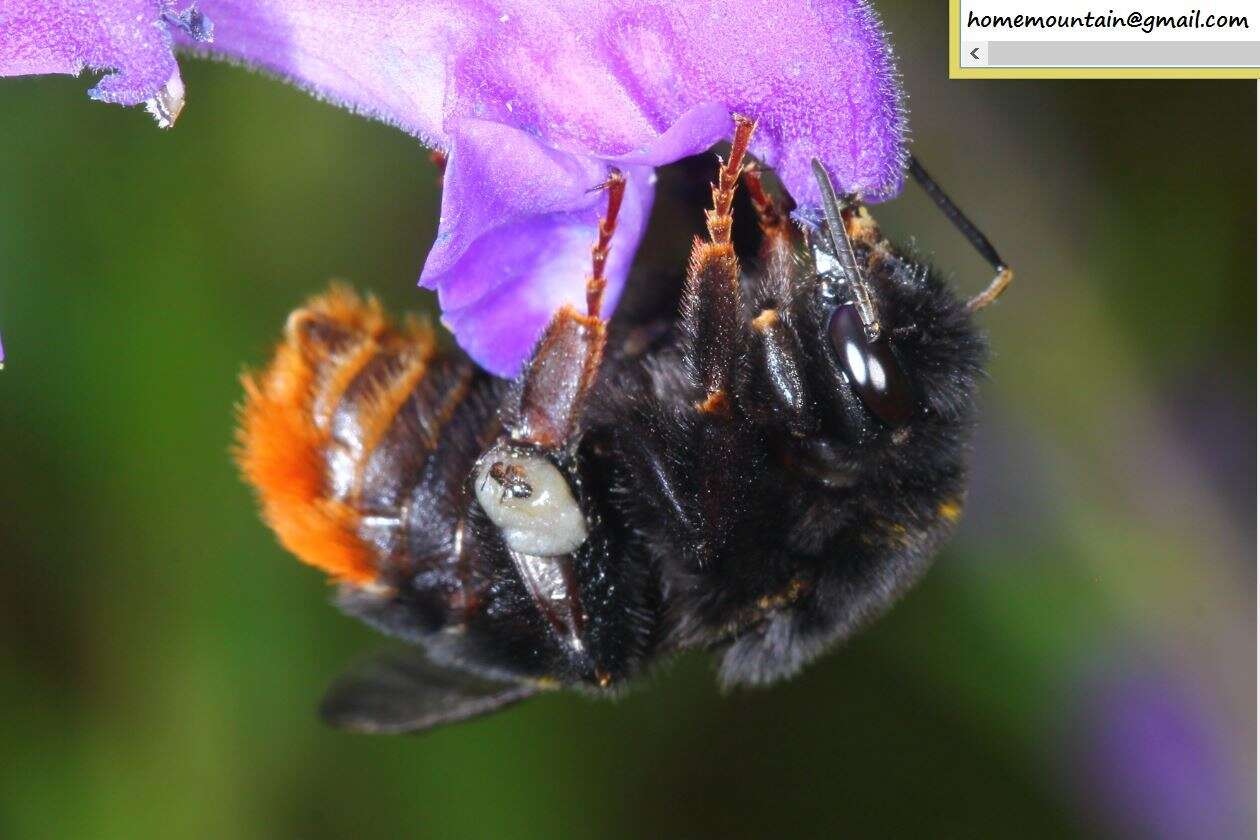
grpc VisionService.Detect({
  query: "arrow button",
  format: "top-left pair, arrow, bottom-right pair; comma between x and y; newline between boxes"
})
962,42 -> 988,66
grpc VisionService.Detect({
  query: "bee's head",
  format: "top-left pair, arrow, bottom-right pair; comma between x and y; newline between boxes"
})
791,162 -> 987,483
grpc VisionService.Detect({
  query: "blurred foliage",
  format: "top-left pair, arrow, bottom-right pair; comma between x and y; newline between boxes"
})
0,2 -> 1253,838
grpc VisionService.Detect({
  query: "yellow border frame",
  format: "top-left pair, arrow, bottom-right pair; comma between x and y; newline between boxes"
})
948,0 -> 1260,79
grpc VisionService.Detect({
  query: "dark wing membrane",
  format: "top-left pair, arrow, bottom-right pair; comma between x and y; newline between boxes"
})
319,649 -> 538,734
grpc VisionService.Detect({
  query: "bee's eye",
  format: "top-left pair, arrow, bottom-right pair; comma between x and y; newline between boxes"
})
473,445 -> 588,556
828,304 -> 915,426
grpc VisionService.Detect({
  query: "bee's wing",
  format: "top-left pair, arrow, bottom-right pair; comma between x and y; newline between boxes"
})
319,649 -> 537,734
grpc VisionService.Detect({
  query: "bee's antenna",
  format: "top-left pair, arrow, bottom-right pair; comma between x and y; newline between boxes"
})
908,155 -> 1013,312
810,159 -> 881,339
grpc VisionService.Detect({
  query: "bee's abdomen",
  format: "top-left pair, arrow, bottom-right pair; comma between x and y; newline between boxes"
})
237,285 -> 499,586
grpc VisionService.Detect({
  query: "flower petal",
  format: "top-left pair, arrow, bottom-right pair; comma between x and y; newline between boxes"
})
171,1 -> 903,198
427,119 -> 653,375
5,0 -> 905,374
0,1 -> 211,123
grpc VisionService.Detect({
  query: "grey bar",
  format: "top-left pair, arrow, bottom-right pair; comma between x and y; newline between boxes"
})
988,40 -> 1260,67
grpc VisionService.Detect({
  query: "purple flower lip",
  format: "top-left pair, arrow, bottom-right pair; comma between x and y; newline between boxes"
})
1,0 -> 907,375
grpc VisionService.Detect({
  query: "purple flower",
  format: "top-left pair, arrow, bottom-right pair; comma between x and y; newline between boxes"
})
1,1 -> 906,375
1072,664 -> 1251,839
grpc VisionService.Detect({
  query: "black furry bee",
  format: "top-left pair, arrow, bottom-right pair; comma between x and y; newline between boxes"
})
237,116 -> 1012,733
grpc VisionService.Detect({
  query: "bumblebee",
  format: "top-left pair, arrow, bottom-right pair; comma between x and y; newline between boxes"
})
237,117 -> 1011,733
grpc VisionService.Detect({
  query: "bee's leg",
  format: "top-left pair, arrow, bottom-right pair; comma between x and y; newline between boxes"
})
681,114 -> 756,416
716,510 -> 956,689
741,164 -> 797,270
473,171 -> 638,691
503,169 -> 626,450
742,164 -> 800,306
664,115 -> 780,609
429,149 -> 448,189
740,165 -> 816,436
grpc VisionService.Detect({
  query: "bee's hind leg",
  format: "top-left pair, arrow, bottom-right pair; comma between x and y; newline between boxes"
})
502,169 -> 627,451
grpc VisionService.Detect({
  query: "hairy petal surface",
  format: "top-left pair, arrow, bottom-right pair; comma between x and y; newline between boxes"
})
0,1 -> 211,120
1,0 -> 905,375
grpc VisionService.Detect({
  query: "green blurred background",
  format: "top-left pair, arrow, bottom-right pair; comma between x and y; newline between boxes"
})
1,3 -> 1254,838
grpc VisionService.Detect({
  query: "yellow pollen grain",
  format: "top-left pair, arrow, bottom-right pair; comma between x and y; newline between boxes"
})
695,389 -> 730,416
938,499 -> 963,524
751,308 -> 779,332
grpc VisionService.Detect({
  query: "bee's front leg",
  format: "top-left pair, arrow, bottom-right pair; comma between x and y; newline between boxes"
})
740,165 -> 817,437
